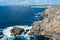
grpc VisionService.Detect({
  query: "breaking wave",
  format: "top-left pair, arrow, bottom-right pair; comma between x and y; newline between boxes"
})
0,25 -> 55,40
0,25 -> 32,40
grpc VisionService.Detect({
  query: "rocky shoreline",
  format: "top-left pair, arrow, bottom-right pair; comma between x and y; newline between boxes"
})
2,6 -> 60,40
29,6 -> 60,40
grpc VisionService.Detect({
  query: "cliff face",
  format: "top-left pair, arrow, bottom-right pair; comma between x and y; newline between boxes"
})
29,6 -> 60,40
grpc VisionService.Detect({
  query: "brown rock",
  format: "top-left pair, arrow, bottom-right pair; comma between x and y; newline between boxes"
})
29,6 -> 60,40
11,27 -> 24,36
28,31 -> 34,35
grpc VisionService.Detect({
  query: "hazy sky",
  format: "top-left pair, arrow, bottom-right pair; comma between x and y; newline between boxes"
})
0,0 -> 60,5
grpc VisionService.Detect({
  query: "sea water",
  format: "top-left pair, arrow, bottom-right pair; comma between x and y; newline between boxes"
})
0,6 -> 45,28
0,6 -> 55,40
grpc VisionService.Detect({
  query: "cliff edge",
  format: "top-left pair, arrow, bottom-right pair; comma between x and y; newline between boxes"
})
29,6 -> 60,40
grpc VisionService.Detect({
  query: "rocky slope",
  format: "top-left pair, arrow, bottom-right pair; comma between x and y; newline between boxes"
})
29,6 -> 60,40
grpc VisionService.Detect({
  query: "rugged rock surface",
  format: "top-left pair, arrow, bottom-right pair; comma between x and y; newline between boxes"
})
11,27 -> 24,36
29,6 -> 60,40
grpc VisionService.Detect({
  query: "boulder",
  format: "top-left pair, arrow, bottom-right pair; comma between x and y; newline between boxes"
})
11,27 -> 24,36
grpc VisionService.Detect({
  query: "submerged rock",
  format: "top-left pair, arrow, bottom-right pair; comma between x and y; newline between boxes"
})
30,34 -> 50,40
11,27 -> 24,36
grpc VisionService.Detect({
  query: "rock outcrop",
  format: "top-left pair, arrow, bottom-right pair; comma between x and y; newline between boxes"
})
11,27 -> 24,36
29,6 -> 60,40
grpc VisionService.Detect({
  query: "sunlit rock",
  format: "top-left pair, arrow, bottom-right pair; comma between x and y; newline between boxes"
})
11,27 -> 24,36
30,6 -> 60,40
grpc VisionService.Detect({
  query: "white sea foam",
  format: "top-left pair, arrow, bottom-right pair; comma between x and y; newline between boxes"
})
2,27 -> 14,38
49,37 -> 56,40
2,25 -> 32,38
0,25 -> 56,40
0,36 -> 8,40
1,25 -> 32,40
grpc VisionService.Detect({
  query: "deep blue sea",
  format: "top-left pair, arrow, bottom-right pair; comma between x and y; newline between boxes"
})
0,6 -> 55,40
0,6 -> 46,28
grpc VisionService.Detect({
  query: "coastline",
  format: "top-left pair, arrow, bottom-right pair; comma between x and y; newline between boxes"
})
30,6 -> 60,40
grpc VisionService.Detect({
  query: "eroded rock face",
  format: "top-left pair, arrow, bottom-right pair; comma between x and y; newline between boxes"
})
30,6 -> 60,40
11,27 -> 24,36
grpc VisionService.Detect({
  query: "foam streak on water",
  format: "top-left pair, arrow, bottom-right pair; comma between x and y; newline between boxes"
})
0,25 -> 56,40
0,25 -> 32,40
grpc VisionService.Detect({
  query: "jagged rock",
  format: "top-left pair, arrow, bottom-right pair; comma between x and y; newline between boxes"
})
30,6 -> 60,40
24,29 -> 29,34
26,29 -> 29,32
11,27 -> 24,36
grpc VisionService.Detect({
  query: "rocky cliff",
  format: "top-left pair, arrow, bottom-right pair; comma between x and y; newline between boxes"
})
9,6 -> 60,40
29,6 -> 60,40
